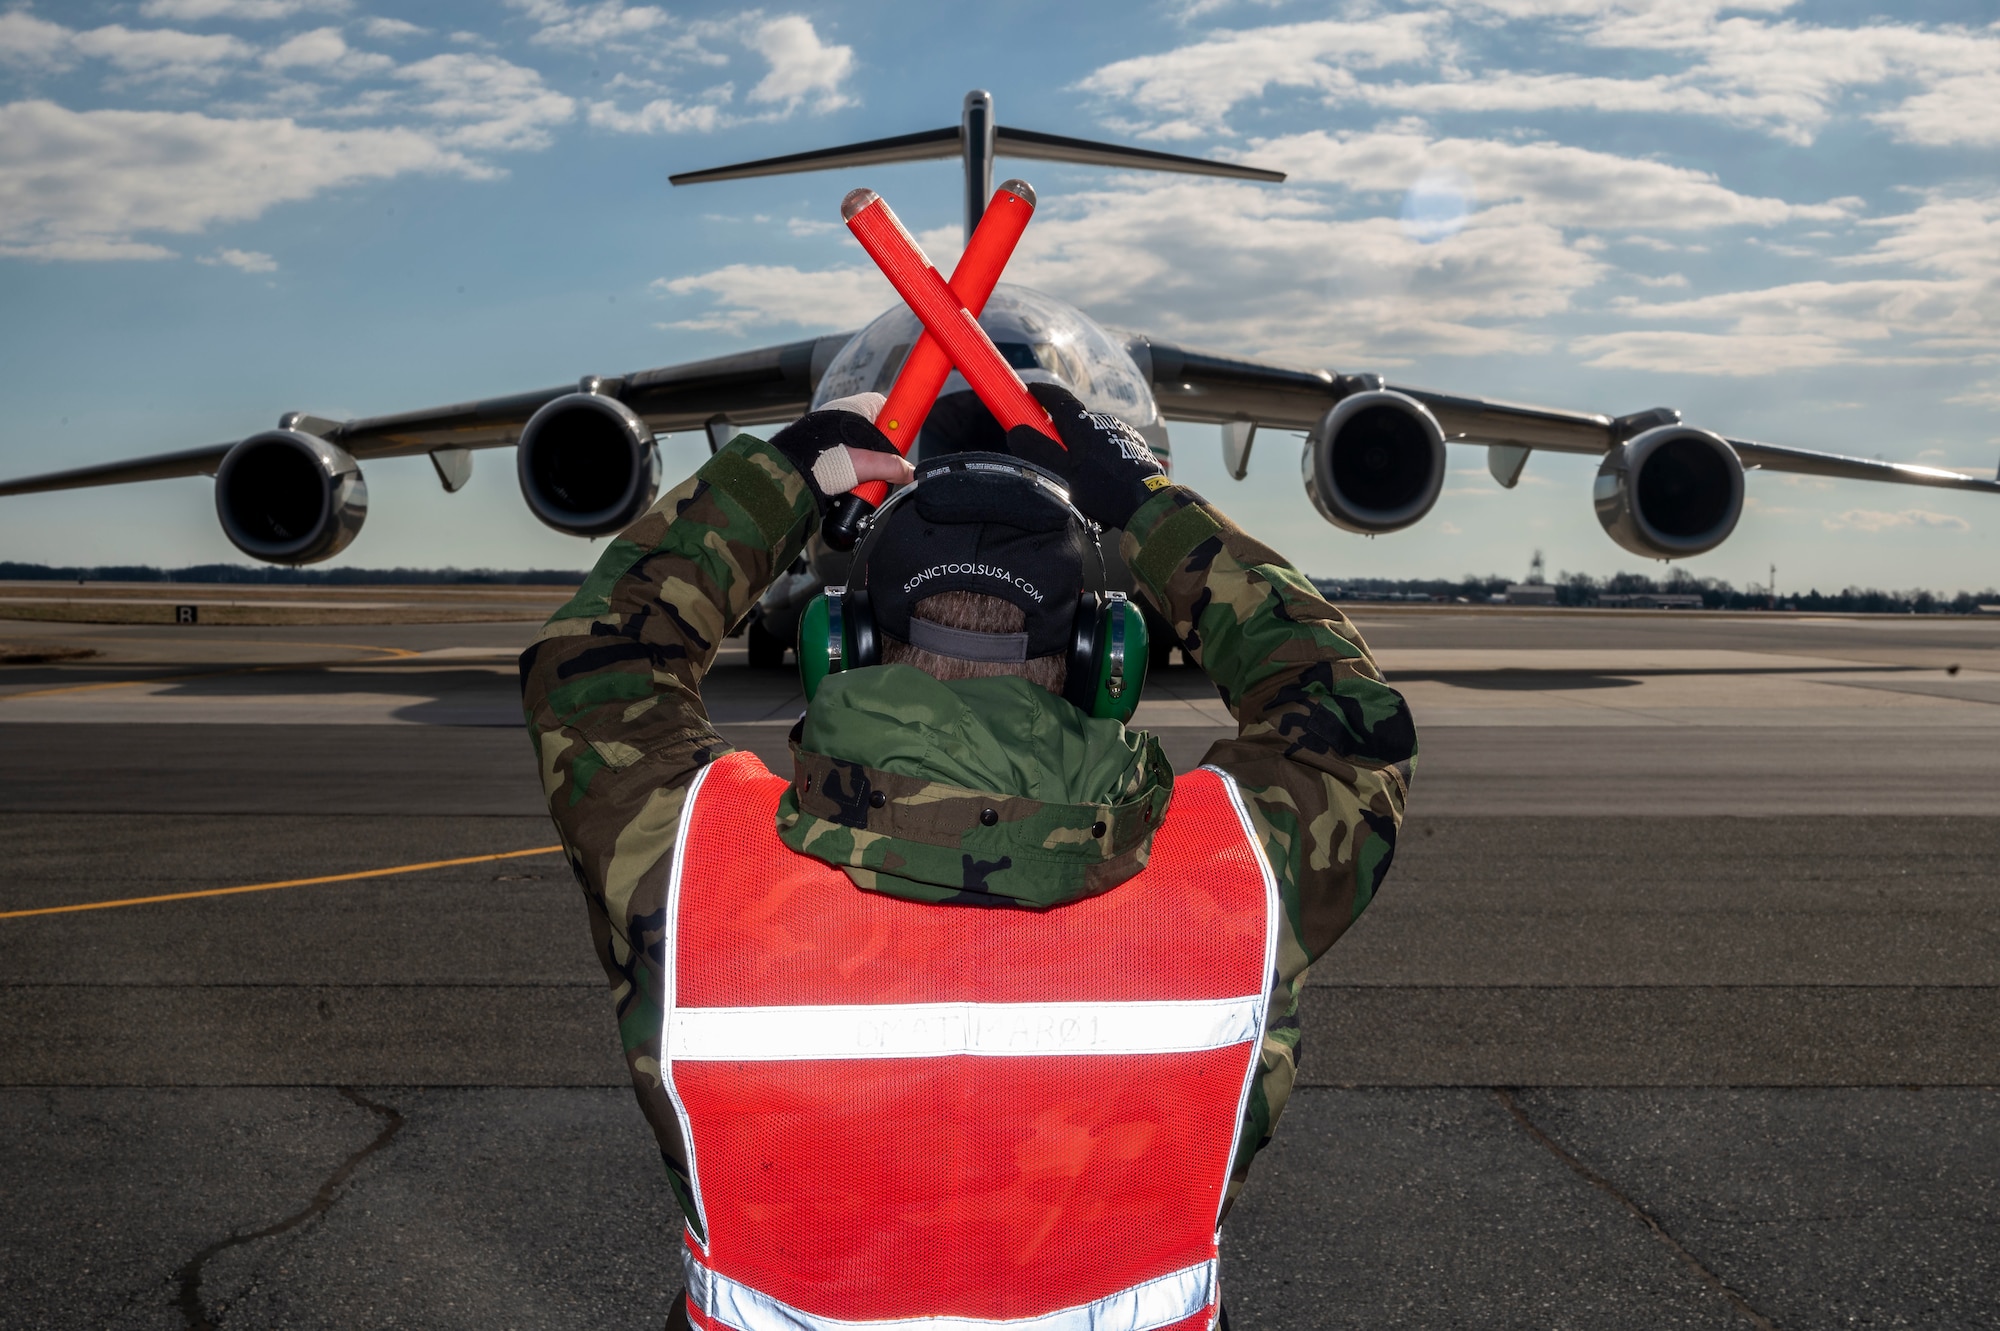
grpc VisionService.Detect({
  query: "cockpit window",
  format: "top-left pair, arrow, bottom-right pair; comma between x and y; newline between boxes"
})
992,341 -> 1040,372
812,284 -> 1159,429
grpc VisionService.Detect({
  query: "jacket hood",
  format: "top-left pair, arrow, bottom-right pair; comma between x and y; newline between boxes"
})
776,664 -> 1174,908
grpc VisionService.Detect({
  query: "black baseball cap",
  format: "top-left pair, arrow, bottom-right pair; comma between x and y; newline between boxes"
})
861,454 -> 1094,660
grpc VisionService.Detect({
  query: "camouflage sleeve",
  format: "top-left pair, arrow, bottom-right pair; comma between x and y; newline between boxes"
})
1121,485 -> 1416,1209
518,434 -> 815,1225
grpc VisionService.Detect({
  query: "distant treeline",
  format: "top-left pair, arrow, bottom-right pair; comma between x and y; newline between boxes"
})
3,562 -> 1993,613
1315,571 -> 2000,614
0,562 -> 586,586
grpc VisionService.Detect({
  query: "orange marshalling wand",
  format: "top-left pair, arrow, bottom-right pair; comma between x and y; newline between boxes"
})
822,182 -> 1057,547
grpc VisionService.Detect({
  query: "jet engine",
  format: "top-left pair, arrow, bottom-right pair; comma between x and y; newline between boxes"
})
516,392 -> 661,537
1593,425 -> 1743,559
214,429 -> 368,565
1301,390 -> 1447,534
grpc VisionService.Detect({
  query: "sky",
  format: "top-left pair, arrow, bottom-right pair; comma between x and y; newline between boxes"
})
0,0 -> 1996,594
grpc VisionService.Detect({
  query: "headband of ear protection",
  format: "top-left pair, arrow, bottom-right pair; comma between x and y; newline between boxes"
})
796,455 -> 1149,724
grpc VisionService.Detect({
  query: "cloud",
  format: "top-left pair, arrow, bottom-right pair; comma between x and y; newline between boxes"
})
512,0 -> 672,50
744,15 -> 853,111
360,17 -> 425,40
1075,14 -> 1439,136
0,10 -> 588,261
1946,380 -> 2000,409
0,100 -> 477,260
1567,328 -> 1880,377
5,18 -> 254,83
1337,71 -> 1829,141
4,236 -> 179,261
0,12 -> 70,65
1585,9 -> 2000,146
1167,0 -> 1292,19
1574,190 -> 2000,375
1250,128 -> 1852,232
652,263 -> 892,333
262,27 -> 393,76
1849,191 -> 2000,283
1822,508 -> 1971,534
198,246 -> 277,272
395,53 -> 576,151
587,91 -> 729,135
581,12 -> 857,134
75,25 -> 251,77
1872,70 -> 2000,148
139,0 -> 350,18
1079,6 -> 2000,148
1006,179 -> 1604,363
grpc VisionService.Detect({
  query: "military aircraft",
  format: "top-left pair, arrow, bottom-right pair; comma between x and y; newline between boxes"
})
4,90 -> 1995,664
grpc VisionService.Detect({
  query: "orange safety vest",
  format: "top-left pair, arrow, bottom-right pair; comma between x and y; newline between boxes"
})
663,750 -> 1277,1331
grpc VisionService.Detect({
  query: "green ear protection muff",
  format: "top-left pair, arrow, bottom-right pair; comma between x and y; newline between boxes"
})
795,457 -> 1150,724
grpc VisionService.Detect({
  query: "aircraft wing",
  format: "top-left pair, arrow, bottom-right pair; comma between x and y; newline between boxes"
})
0,333 -> 856,498
1126,334 -> 2000,496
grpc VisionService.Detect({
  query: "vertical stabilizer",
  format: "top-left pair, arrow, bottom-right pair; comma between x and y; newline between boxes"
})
962,91 -> 995,240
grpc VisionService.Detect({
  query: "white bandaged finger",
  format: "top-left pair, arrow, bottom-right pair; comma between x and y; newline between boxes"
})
811,447 -> 860,496
818,391 -> 885,423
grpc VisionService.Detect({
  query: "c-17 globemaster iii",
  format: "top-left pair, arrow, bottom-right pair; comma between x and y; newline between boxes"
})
3,90 -> 1995,663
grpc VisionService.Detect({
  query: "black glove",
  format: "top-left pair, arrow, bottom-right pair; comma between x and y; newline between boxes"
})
767,397 -> 901,516
1007,382 -> 1170,529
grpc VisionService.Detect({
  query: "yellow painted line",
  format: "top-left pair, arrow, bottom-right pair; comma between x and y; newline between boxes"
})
2,673 -> 241,701
0,846 -> 563,920
302,642 -> 424,658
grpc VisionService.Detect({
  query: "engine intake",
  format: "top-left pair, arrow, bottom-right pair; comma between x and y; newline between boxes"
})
516,392 -> 660,537
1302,390 -> 1447,534
214,429 -> 367,565
1593,425 -> 1743,559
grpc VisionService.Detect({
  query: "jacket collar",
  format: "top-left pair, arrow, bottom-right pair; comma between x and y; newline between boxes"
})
775,665 -> 1174,909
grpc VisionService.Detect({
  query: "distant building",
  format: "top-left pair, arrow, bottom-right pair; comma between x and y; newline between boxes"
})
1503,583 -> 1559,606
1503,549 -> 1559,605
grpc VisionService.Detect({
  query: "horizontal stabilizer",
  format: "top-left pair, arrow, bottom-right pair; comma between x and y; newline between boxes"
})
670,127 -> 961,185
992,126 -> 1282,182
671,126 -> 1283,187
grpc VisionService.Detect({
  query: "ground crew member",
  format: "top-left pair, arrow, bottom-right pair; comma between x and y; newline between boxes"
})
520,383 -> 1415,1330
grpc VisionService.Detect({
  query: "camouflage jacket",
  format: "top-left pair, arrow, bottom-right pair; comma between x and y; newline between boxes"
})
519,433 -> 1415,1226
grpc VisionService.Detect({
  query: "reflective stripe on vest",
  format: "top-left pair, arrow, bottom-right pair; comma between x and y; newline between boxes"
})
663,751 -> 1278,1331
684,1246 -> 1217,1331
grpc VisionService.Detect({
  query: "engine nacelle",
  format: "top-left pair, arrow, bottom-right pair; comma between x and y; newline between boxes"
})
516,392 -> 660,537
1593,425 -> 1743,559
1301,390 -> 1447,534
214,429 -> 367,565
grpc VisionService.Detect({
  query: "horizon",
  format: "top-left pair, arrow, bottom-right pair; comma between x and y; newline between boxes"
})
5,557 -> 1994,609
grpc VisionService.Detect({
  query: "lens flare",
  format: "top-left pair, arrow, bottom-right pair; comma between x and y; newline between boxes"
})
1400,169 -> 1475,244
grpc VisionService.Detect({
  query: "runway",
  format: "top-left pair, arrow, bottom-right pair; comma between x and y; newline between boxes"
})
2,604 -> 1996,1329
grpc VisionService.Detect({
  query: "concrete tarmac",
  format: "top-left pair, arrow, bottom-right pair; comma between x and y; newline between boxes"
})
2,607 -> 1996,1329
